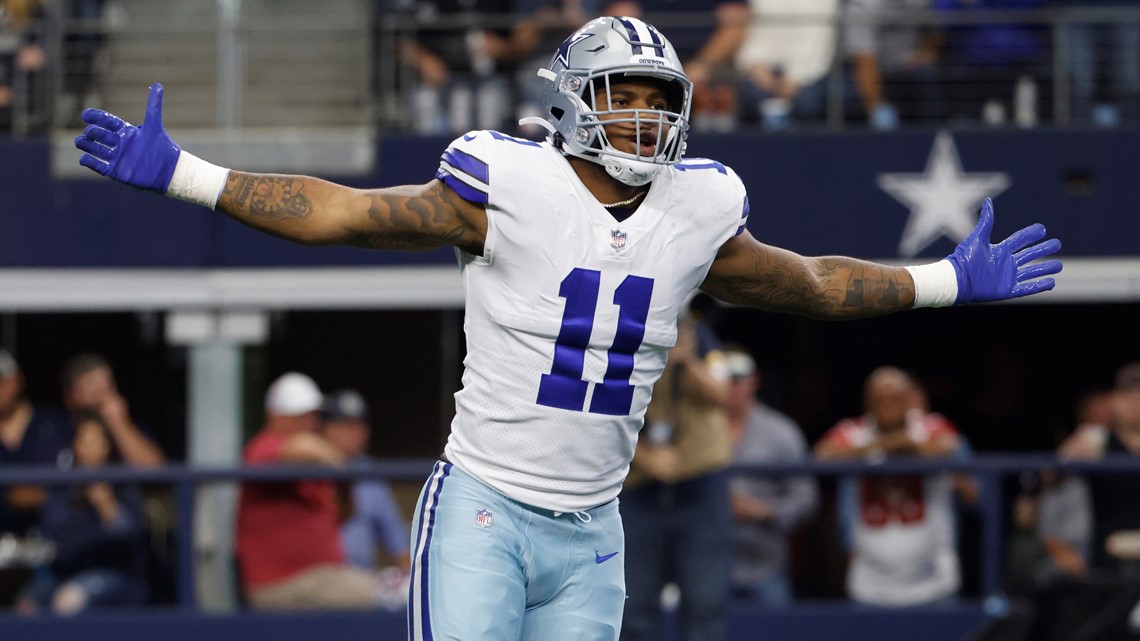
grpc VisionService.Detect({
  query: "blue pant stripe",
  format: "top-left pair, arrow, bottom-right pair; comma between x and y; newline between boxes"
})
410,461 -> 450,641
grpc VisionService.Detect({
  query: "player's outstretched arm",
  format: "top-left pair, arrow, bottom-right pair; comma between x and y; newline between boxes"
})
700,197 -> 1062,318
216,171 -> 487,255
75,83 -> 487,255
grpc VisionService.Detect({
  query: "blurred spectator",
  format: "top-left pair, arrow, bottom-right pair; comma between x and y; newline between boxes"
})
60,0 -> 108,126
608,0 -> 748,132
236,372 -> 380,611
59,353 -> 165,468
619,314 -> 733,641
0,349 -> 73,536
969,391 -> 1129,641
615,0 -> 839,130
733,0 -> 839,130
511,0 -> 611,138
320,389 -> 410,576
1057,387 -> 1114,461
1006,468 -> 1092,594
722,347 -> 818,606
401,0 -> 522,135
1059,361 -> 1140,574
15,409 -> 149,615
933,0 -> 1050,127
1050,0 -> 1140,127
845,0 -> 946,129
0,0 -> 49,133
0,349 -> 73,607
815,366 -> 964,606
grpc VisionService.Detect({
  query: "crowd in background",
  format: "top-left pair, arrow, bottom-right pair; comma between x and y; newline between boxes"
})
1,0 -> 1139,134
377,0 -> 1140,134
2,321 -> 1138,639
0,350 -> 412,615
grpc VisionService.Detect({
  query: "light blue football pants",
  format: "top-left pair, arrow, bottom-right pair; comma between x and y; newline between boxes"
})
408,461 -> 626,641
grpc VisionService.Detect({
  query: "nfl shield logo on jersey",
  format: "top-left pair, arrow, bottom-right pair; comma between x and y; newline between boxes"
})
610,229 -> 627,250
474,507 -> 494,528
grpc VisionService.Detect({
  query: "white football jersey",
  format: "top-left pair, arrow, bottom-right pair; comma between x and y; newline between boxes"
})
435,130 -> 748,512
824,412 -> 962,605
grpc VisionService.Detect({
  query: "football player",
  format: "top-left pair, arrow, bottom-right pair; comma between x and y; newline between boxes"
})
75,15 -> 1061,641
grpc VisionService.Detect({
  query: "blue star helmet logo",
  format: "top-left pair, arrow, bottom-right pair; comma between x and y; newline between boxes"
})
554,31 -> 594,69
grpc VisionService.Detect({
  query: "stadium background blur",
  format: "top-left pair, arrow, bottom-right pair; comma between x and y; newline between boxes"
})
1,1 -> 1139,640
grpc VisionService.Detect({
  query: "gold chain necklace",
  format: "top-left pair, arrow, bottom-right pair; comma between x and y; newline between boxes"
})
600,190 -> 647,208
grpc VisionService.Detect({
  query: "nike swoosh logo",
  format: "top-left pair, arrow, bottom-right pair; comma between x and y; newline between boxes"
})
463,133 -> 478,141
595,551 -> 619,564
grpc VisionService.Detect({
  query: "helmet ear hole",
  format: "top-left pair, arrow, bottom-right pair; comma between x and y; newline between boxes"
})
551,107 -> 565,120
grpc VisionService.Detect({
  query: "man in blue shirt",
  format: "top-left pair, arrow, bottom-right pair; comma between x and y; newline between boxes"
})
320,389 -> 411,574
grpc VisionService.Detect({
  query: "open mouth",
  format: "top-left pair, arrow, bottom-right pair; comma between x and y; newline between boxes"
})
622,133 -> 657,157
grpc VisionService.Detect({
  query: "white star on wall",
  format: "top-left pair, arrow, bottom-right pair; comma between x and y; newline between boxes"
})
878,131 -> 1010,257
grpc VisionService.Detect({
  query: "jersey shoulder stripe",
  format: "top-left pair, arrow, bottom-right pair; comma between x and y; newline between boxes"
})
437,131 -> 553,205
437,147 -> 490,204
735,195 -> 750,237
676,158 -> 727,174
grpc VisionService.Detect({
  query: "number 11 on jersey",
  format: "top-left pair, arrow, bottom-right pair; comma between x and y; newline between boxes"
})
536,268 -> 654,416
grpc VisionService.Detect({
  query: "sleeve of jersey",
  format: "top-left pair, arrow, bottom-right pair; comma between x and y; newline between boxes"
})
821,422 -> 855,448
726,166 -> 750,238
436,134 -> 492,205
925,414 -> 961,440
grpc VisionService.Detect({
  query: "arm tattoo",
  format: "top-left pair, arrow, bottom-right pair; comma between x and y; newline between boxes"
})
814,259 -> 908,317
706,254 -> 912,319
226,174 -> 313,220
351,182 -> 475,253
217,172 -> 480,251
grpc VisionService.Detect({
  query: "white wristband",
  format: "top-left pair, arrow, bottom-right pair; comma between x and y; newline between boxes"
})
165,150 -> 230,210
905,260 -> 959,308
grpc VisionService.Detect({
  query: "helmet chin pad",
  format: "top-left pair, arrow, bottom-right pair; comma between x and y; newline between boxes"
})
602,155 -> 661,186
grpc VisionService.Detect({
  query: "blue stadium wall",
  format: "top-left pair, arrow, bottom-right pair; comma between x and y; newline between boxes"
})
2,128 -> 1135,268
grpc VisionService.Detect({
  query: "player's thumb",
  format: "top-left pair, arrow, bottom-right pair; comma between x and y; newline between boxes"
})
145,82 -> 166,131
978,197 -> 994,238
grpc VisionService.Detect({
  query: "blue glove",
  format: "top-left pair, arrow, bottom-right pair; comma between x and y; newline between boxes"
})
947,197 -> 1062,304
75,82 -> 181,193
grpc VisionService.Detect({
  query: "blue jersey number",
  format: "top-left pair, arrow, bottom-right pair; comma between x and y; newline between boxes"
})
536,268 -> 654,416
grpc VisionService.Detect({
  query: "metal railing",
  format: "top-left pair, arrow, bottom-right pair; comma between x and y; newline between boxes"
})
1,453 -> 1138,610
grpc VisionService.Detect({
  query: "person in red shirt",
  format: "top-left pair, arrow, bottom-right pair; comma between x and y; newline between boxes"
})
235,372 -> 379,610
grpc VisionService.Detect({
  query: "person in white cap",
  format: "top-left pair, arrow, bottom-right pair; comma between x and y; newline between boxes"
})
234,372 -> 379,611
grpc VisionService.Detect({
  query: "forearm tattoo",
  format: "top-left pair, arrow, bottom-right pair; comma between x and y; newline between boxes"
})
828,259 -> 906,314
217,173 -> 480,252
707,255 -> 913,319
224,174 -> 313,220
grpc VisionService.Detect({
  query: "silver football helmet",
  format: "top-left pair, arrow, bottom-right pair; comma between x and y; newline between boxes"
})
520,16 -> 693,186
